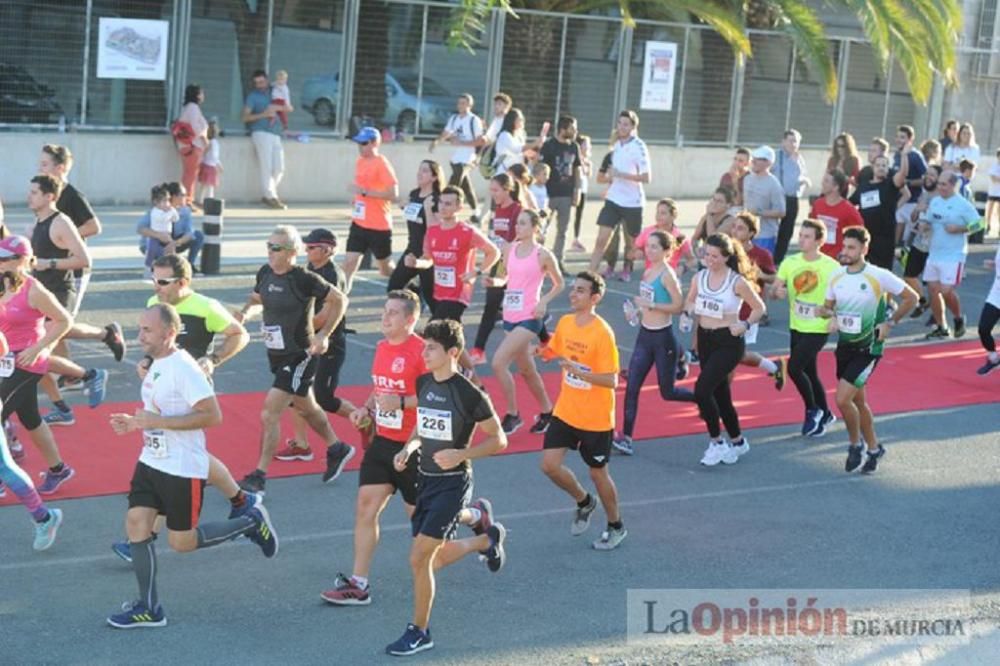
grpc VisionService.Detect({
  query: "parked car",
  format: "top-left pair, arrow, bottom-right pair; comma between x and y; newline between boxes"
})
0,63 -> 64,124
301,69 -> 453,134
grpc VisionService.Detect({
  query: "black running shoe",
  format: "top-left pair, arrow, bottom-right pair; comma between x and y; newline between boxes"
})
925,326 -> 950,340
845,445 -> 864,473
322,442 -> 356,484
977,357 -> 1000,376
240,470 -> 266,493
910,301 -> 927,319
528,412 -> 552,434
500,413 -> 523,435
772,356 -> 787,391
484,523 -> 506,572
953,317 -> 966,338
104,323 -> 126,362
860,445 -> 885,473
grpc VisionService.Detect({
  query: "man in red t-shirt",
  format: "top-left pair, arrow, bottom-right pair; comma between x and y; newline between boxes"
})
343,127 -> 400,293
810,169 -> 864,259
321,290 -> 432,606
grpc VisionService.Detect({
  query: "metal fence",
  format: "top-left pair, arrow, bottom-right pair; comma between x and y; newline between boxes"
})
1,0 -> 997,150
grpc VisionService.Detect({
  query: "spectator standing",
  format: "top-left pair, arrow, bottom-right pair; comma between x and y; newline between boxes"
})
539,115 -> 582,273
920,139 -> 942,167
197,118 -> 223,204
719,147 -> 750,207
939,119 -> 959,153
893,125 -> 928,244
571,134 -> 593,252
827,132 -> 861,184
942,123 -> 980,170
175,85 -> 208,210
241,70 -> 286,210
774,129 -> 811,264
493,108 -> 546,177
742,145 -> 785,256
431,94 -> 484,219
987,148 -> 1000,237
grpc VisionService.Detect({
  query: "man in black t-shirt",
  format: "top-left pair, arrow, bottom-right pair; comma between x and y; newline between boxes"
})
235,225 -> 354,493
275,228 -> 359,463
539,115 -> 582,271
386,319 -> 507,657
849,154 -> 906,270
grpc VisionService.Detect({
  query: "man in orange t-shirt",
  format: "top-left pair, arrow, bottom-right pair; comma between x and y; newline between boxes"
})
343,127 -> 399,293
537,270 -> 626,551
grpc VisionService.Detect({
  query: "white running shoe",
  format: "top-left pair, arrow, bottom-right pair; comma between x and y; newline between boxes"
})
700,441 -> 726,466
718,443 -> 739,465
731,437 -> 750,459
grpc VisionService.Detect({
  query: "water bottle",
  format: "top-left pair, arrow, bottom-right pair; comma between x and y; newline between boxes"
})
679,311 -> 694,333
623,300 -> 640,327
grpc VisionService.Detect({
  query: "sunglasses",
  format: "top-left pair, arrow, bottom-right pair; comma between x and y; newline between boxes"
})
153,277 -> 181,286
267,243 -> 293,252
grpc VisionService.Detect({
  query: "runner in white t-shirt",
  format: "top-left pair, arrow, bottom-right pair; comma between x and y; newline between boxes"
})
976,244 -> 1000,375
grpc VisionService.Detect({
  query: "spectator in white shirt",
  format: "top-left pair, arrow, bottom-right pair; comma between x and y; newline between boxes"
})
943,123 -> 980,170
431,93 -> 484,218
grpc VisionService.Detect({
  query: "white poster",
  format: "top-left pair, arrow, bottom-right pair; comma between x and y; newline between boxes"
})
96,18 -> 169,81
640,41 -> 678,112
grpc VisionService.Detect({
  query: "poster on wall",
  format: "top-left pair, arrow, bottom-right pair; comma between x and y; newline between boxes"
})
96,18 -> 169,80
640,41 -> 677,112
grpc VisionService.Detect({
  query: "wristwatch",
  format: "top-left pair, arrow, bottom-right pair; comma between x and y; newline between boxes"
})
209,352 -> 222,365
48,258 -> 58,270
476,269 -> 484,277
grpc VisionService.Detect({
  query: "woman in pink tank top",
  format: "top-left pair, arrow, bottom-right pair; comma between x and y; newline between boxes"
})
484,210 -> 564,435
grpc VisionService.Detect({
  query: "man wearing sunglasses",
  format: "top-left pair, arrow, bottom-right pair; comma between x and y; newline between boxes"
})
274,228 -> 359,462
236,225 -> 353,493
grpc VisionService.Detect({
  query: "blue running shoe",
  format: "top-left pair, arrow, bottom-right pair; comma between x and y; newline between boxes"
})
228,490 -> 263,520
385,623 -> 433,656
247,505 -> 278,558
33,508 -> 63,551
107,601 -> 166,629
42,409 -> 76,427
802,409 -> 823,436
86,369 -> 109,408
37,465 -> 74,495
112,540 -> 132,563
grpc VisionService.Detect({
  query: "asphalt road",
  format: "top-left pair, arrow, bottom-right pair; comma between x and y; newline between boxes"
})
1,202 -> 999,664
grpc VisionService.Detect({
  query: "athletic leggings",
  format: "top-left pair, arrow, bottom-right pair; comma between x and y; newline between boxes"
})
1,367 -> 44,430
788,330 -> 830,412
450,163 -> 477,212
313,338 -> 346,414
387,252 -> 436,312
980,302 -> 1000,352
623,325 -> 696,437
0,392 -> 49,522
694,327 -> 745,439
573,197 -> 586,239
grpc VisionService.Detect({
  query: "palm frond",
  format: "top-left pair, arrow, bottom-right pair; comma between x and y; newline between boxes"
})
446,0 -> 518,52
635,0 -> 751,57
768,0 -> 837,102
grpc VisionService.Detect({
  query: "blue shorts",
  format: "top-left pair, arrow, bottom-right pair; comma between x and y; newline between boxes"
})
503,318 -> 543,334
411,472 -> 472,540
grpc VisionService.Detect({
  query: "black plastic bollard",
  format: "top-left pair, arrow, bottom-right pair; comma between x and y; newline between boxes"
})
202,197 -> 224,274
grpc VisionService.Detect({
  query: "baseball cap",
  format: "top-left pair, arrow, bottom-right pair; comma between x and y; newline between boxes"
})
352,126 -> 380,144
0,235 -> 33,259
303,228 -> 337,246
751,145 -> 775,162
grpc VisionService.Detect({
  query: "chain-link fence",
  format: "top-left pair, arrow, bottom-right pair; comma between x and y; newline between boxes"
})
1,0 -> 995,152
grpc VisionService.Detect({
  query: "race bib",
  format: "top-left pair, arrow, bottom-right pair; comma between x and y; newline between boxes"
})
0,353 -> 15,378
434,266 -> 456,288
639,283 -> 655,303
262,324 -> 285,350
564,362 -> 592,390
403,202 -> 423,222
353,199 -> 366,219
744,323 -> 759,345
143,430 -> 168,459
492,217 -> 510,234
504,289 -> 525,312
794,300 -> 817,320
417,407 -> 453,441
819,215 -> 838,246
837,312 -> 862,335
859,189 -> 881,209
695,294 -> 725,319
375,407 -> 403,430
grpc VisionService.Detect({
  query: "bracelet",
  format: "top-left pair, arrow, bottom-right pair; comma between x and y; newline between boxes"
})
209,352 -> 222,365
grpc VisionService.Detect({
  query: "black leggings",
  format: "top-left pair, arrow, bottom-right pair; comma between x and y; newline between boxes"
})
788,330 -> 829,412
474,286 -> 506,351
980,302 -> 1000,352
313,339 -> 346,414
623,325 -> 695,437
450,163 -> 477,212
694,327 -> 745,439
1,368 -> 44,431
573,197 -> 586,239
387,251 -> 436,312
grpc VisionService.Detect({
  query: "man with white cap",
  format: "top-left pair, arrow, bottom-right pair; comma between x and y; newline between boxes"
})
742,145 -> 786,256
342,127 -> 399,294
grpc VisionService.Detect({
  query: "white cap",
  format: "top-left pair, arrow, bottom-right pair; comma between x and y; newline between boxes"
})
751,145 -> 775,162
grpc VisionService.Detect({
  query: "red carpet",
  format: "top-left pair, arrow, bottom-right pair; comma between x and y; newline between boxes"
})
1,340 -> 994,505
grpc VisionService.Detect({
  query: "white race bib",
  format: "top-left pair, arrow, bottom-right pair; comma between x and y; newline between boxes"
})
0,353 -> 15,378
639,283 -> 655,303
837,312 -> 862,335
859,189 -> 881,209
375,407 -> 403,430
819,215 -> 838,246
794,300 -> 817,320
744,323 -> 759,345
492,217 -> 510,234
695,294 -> 725,320
143,429 -> 168,459
434,266 -> 456,288
262,324 -> 285,350
417,407 -> 453,440
404,202 -> 423,222
564,363 -> 592,390
353,199 -> 366,219
504,289 -> 525,312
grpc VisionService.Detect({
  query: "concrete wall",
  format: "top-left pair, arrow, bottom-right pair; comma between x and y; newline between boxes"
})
1,132 -> 993,207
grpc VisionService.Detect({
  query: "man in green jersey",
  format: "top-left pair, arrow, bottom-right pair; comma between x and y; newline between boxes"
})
773,219 -> 841,436
818,226 -> 918,474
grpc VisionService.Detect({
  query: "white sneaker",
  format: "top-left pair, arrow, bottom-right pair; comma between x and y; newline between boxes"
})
718,443 -> 739,465
700,441 -> 726,466
731,437 -> 750,458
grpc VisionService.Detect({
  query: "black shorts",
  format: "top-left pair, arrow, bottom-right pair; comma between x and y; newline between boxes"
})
431,300 -> 467,324
128,461 -> 206,532
411,472 -> 472,540
867,237 -> 895,271
359,435 -> 419,505
542,415 -> 613,468
596,200 -> 643,237
835,346 -> 880,389
346,222 -> 392,260
903,247 -> 928,279
268,352 -> 318,397
49,287 -> 75,310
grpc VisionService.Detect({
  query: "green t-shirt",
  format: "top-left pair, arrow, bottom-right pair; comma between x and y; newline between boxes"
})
775,252 -> 840,334
146,291 -> 235,359
825,263 -> 906,356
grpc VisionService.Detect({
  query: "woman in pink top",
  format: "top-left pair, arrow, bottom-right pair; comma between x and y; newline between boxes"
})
634,198 -> 696,274
0,236 -> 71,547
486,210 -> 564,436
